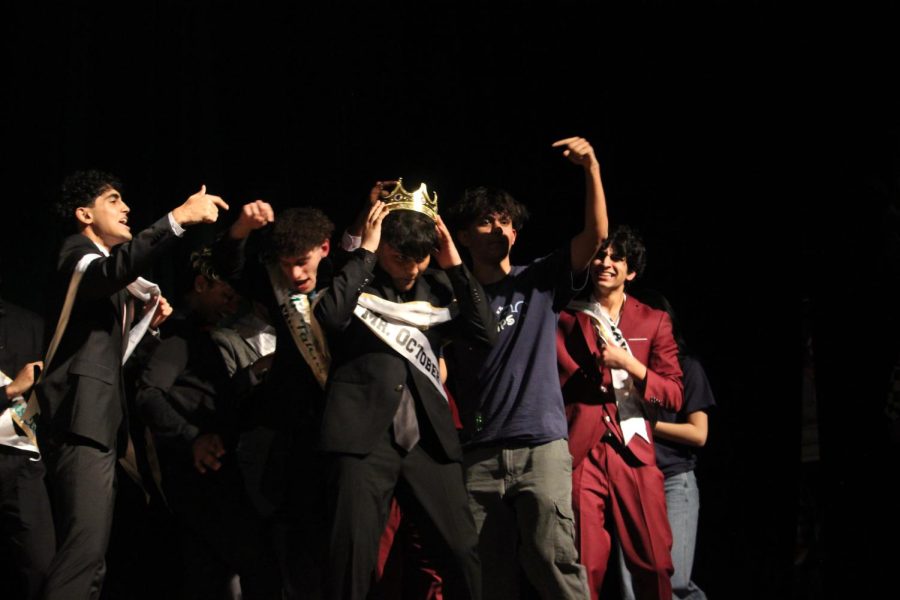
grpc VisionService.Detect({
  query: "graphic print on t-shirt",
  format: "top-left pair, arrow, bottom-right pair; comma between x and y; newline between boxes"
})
495,300 -> 526,333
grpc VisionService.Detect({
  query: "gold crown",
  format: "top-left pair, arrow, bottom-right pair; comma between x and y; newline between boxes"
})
382,178 -> 438,221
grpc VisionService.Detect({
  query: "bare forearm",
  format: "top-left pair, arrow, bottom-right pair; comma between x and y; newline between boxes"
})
570,162 -> 607,271
653,412 -> 708,447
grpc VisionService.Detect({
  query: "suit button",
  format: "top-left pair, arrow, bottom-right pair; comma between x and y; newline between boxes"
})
600,385 -> 608,393
604,415 -> 611,423
395,384 -> 404,392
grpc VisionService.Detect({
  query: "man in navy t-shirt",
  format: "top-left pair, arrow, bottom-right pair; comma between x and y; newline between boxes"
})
445,137 -> 607,599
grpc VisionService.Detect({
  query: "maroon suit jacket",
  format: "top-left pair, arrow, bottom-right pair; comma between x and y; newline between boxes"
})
557,295 -> 683,469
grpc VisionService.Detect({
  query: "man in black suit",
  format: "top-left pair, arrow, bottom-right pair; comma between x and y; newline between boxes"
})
0,292 -> 55,600
37,169 -> 228,600
218,201 -> 333,599
314,183 -> 496,600
135,249 -> 280,599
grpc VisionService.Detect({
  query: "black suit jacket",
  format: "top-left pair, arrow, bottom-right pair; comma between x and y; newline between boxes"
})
315,249 -> 496,461
212,235 -> 328,437
36,217 -> 179,451
135,310 -> 240,459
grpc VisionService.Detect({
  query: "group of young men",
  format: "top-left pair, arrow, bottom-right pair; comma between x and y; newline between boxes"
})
0,135 -> 691,600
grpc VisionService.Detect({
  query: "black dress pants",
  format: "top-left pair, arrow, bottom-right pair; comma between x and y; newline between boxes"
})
326,427 -> 482,600
0,447 -> 56,600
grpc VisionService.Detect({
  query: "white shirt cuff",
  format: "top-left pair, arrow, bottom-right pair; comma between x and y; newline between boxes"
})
342,231 -> 362,252
167,212 -> 186,237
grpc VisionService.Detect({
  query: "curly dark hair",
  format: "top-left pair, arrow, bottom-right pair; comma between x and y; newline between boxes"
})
444,186 -> 530,234
56,170 -> 123,222
189,247 -> 222,281
265,207 -> 334,259
381,210 -> 437,261
602,225 -> 647,278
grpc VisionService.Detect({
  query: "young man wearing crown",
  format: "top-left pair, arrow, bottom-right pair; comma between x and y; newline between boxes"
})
443,137 -> 606,599
314,181 -> 496,600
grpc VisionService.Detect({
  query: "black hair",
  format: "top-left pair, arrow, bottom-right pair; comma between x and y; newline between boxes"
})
445,186 -> 529,233
602,225 -> 647,278
56,170 -> 123,223
381,210 -> 437,261
265,207 -> 334,259
189,247 -> 222,282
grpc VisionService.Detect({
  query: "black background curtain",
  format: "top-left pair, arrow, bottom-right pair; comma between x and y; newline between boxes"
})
3,2 -> 899,597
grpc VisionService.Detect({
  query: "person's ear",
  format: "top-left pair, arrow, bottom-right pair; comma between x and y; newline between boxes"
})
75,206 -> 93,226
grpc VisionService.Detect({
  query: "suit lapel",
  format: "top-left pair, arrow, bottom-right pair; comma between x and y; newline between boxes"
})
618,296 -> 636,342
575,312 -> 601,356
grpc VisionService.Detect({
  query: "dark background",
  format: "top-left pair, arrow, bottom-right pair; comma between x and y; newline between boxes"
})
3,2 -> 898,598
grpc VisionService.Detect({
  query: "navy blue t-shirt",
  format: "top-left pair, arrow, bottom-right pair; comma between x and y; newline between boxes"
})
446,248 -> 586,447
654,355 -> 716,478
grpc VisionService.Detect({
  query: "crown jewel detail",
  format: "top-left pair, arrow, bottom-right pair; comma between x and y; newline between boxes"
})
383,178 -> 438,221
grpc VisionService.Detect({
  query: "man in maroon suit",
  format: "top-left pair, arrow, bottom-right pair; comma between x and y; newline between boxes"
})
557,225 -> 683,600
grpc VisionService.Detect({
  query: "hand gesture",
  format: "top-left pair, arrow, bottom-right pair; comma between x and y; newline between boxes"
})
596,341 -> 631,371
349,181 -> 397,237
148,295 -> 173,329
229,200 -> 275,240
432,215 -> 462,269
172,185 -> 230,226
4,361 -> 43,399
192,433 -> 225,474
552,136 -> 598,170
360,201 -> 390,253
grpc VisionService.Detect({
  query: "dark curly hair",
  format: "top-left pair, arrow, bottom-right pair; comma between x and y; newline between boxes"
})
265,207 -> 334,260
444,186 -> 530,234
56,170 -> 123,223
381,210 -> 437,262
602,225 -> 647,278
189,247 -> 222,281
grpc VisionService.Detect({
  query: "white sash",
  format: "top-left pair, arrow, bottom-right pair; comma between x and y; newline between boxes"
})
266,263 -> 330,389
2,252 -> 161,456
353,293 -> 453,402
123,277 -> 162,362
569,299 -> 650,446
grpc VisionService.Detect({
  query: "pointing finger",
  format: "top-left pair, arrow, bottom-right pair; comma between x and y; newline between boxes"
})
551,137 -> 579,147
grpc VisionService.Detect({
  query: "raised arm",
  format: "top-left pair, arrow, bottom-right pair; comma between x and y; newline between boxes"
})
70,186 -> 231,300
434,215 -> 497,348
552,137 -> 608,273
207,200 -> 275,287
227,200 -> 275,241
345,181 -> 398,242
315,201 -> 390,332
